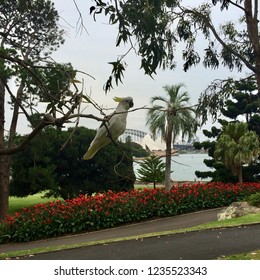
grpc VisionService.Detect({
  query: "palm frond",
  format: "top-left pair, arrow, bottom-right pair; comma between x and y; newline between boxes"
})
150,95 -> 169,105
146,83 -> 196,143
214,122 -> 260,178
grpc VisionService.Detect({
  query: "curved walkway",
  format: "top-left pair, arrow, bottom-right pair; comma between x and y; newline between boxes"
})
21,224 -> 260,260
1,208 -> 260,259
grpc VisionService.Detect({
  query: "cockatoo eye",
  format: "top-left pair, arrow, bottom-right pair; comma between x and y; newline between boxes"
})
128,100 -> 134,107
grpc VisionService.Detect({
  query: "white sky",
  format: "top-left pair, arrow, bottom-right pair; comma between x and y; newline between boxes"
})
8,0 -> 246,142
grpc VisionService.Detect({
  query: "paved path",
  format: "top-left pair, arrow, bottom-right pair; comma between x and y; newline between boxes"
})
0,208 -> 221,255
1,208 -> 260,260
20,224 -> 260,260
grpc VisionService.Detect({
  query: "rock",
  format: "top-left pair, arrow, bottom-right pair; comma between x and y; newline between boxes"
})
217,202 -> 260,221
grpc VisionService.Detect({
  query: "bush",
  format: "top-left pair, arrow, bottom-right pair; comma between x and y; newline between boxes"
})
10,127 -> 135,199
245,192 -> 260,207
1,181 -> 260,244
129,142 -> 149,157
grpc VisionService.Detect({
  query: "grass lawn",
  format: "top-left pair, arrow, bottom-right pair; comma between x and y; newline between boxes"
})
8,192 -> 60,215
8,186 -> 159,214
218,250 -> 260,260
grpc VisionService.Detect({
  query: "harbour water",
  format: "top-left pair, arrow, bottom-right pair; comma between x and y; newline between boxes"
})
134,153 -> 212,182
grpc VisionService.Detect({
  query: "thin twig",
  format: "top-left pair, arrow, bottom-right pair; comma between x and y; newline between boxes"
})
72,0 -> 89,36
60,82 -> 84,151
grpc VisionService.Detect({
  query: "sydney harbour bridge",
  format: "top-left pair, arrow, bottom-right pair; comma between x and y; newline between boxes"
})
120,129 -> 148,144
120,129 -> 195,151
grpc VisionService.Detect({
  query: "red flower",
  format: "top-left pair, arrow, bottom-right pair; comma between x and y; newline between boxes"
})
2,181 -> 260,243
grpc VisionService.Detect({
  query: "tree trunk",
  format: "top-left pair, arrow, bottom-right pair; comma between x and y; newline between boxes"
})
0,74 -> 9,221
238,165 -> 243,185
165,117 -> 173,191
244,0 -> 260,109
0,156 -> 11,221
0,70 -> 25,221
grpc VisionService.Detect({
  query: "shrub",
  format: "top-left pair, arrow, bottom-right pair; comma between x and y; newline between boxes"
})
245,192 -> 260,207
10,127 -> 135,199
1,182 -> 260,243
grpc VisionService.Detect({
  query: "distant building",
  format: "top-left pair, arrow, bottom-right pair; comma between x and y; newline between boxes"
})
140,134 -> 165,151
121,128 -> 197,153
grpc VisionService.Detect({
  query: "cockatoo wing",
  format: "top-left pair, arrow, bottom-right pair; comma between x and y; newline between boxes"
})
83,113 -> 127,160
83,96 -> 133,160
83,122 -> 112,160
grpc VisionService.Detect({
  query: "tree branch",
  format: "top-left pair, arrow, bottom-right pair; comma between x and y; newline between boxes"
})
0,117 -> 51,155
4,81 -> 32,123
183,7 -> 257,73
228,0 -> 246,13
72,0 -> 89,36
0,52 -> 62,106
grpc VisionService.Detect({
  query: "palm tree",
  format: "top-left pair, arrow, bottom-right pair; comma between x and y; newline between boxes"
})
146,84 -> 196,191
214,122 -> 260,184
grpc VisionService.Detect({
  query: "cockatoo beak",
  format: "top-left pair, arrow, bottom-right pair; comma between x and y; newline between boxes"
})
113,97 -> 124,102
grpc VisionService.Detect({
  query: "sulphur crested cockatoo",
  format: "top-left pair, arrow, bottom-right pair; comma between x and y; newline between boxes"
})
83,96 -> 134,160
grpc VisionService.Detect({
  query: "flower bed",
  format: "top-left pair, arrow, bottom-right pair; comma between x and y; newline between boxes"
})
1,182 -> 260,243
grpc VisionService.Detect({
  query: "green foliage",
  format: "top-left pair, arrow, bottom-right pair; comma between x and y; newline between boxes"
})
146,84 -> 196,142
9,132 -> 59,196
214,122 -> 260,183
0,0 -> 81,222
89,1 -> 256,94
0,0 -> 74,127
197,78 -> 258,125
137,156 -> 166,188
104,60 -> 126,92
31,63 -> 76,104
195,78 -> 260,183
221,80 -> 259,121
129,142 -> 149,158
10,127 -> 135,199
89,0 -> 178,91
212,0 -> 231,10
146,84 -> 196,190
249,114 -> 260,136
245,192 -> 260,208
0,0 -> 64,62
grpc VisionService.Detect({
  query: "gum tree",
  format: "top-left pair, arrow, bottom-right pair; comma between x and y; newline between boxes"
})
0,0 -> 88,221
90,1 -> 260,120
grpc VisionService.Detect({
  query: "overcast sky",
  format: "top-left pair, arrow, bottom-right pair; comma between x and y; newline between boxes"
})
52,0 -> 247,142
15,0 -> 246,142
